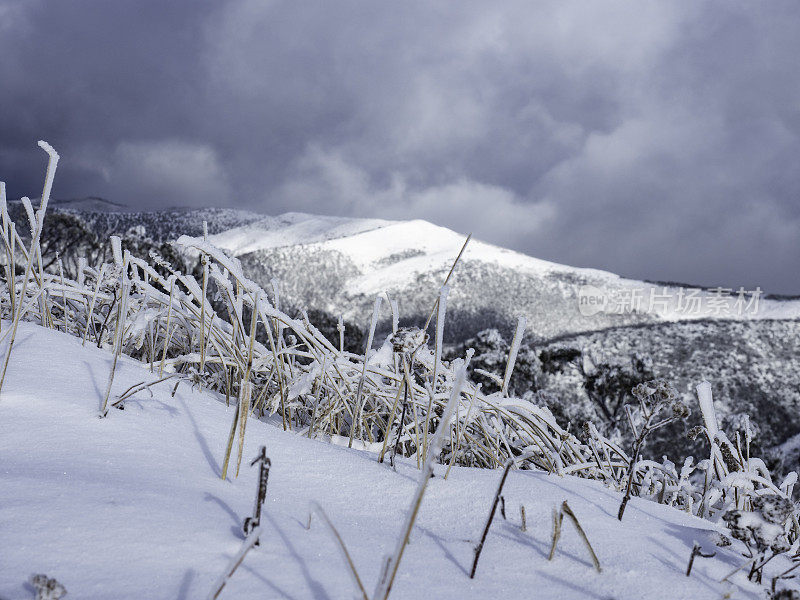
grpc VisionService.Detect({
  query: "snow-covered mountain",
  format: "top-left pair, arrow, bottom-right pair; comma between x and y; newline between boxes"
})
199,212 -> 800,342
45,204 -> 800,342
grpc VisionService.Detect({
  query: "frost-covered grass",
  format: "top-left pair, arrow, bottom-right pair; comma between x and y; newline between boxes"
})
1,142 -> 800,598
0,145 -> 611,480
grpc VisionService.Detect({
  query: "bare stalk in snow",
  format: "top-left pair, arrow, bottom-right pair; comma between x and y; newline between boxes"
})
549,501 -> 601,573
206,526 -> 262,600
686,542 -> 715,577
471,458 -> 514,578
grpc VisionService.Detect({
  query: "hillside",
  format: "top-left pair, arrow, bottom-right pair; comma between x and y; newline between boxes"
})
0,323 -> 789,599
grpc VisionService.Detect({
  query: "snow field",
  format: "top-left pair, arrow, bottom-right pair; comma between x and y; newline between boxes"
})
0,323 -> 787,600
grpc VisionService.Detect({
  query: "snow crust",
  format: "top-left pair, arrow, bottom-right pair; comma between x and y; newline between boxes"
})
0,323 -> 790,599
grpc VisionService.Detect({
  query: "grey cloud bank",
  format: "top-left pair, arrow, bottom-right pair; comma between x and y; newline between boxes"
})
1,0 -> 798,293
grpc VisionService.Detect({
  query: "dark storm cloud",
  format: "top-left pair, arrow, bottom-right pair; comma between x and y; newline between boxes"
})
1,0 -> 798,293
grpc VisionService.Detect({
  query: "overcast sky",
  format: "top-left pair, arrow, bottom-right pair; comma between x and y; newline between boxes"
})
1,1 -> 798,293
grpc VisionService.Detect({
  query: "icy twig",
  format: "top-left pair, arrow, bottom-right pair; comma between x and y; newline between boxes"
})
111,373 -> 179,408
349,295 -> 381,448
686,541 -> 715,577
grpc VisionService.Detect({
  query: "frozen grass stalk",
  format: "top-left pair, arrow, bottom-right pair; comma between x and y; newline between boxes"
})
422,233 -> 471,332
81,263 -> 105,345
308,502 -> 369,600
0,141 -> 59,397
378,376 -> 406,464
234,381 -> 253,478
100,242 -> 129,416
349,295 -> 381,448
199,221 -> 209,372
431,285 -> 449,386
423,285 -> 449,461
501,316 -> 526,396
220,395 -> 240,481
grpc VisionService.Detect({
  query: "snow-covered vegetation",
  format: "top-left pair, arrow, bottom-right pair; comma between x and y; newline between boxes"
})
453,319 -> 800,478
2,143 -> 800,598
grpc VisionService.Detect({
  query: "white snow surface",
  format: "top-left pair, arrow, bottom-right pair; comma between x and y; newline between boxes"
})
206,212 -> 394,257
0,323 -> 790,599
202,213 -> 800,323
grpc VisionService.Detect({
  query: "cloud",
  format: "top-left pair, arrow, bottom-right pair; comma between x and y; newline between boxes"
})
275,144 -> 554,249
108,140 -> 233,208
0,1 -> 798,292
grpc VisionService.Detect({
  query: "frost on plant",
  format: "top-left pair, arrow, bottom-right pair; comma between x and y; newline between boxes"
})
29,574 -> 67,600
389,327 -> 428,354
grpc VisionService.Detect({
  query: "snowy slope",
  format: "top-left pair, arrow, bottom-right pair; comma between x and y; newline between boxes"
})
0,323 -> 790,599
215,216 -> 586,275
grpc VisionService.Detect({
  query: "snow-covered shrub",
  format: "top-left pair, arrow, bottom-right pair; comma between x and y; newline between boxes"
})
389,327 -> 428,354
617,379 -> 690,520
583,355 -> 655,428
723,494 -> 793,582
772,591 -> 800,600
